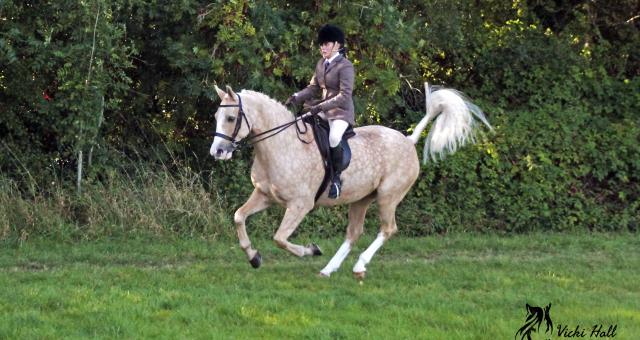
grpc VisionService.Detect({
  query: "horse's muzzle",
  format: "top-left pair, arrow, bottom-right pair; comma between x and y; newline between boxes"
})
212,149 -> 233,160
210,140 -> 235,160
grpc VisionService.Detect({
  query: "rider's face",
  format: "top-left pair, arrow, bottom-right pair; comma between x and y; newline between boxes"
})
320,41 -> 339,59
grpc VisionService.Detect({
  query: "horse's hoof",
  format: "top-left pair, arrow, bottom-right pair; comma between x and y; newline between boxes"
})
353,271 -> 366,281
318,272 -> 330,278
249,252 -> 262,269
309,243 -> 323,256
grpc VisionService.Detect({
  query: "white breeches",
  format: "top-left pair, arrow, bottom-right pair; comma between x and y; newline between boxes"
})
329,119 -> 349,147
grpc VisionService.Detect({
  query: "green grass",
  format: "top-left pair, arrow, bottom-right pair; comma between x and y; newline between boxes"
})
1,233 -> 638,339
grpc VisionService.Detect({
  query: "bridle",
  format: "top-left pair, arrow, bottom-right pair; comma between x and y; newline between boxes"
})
214,93 -> 311,151
214,94 -> 252,148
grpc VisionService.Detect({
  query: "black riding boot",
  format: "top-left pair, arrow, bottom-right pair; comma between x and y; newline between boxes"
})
329,143 -> 344,199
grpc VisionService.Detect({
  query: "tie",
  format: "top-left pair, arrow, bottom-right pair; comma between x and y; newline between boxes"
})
324,60 -> 330,74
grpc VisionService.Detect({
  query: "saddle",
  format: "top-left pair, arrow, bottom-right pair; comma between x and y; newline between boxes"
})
301,115 -> 355,201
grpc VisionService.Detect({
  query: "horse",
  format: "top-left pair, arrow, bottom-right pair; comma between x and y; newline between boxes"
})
209,83 -> 491,279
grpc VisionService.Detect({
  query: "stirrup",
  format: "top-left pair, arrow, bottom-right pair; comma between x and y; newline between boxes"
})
328,180 -> 341,199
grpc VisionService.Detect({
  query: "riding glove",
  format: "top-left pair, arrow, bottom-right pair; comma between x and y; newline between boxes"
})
284,95 -> 296,106
309,105 -> 323,115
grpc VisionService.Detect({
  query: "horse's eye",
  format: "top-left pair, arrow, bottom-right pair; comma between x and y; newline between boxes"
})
226,116 -> 236,123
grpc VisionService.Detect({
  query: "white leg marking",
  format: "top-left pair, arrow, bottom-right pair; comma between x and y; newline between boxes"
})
320,241 -> 352,276
353,232 -> 385,273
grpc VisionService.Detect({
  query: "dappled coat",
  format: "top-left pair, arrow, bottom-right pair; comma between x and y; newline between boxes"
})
294,54 -> 355,125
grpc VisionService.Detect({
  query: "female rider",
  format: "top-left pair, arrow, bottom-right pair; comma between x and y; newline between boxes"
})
285,24 -> 355,199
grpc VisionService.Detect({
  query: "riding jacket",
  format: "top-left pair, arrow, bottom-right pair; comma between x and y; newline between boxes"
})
294,54 -> 355,125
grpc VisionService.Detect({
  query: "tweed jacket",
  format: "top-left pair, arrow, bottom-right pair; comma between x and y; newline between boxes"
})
294,54 -> 355,125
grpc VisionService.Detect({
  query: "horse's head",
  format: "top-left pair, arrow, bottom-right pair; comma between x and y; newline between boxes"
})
210,85 -> 251,160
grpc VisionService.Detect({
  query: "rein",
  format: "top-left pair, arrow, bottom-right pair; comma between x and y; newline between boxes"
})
215,94 -> 251,145
214,93 -> 312,151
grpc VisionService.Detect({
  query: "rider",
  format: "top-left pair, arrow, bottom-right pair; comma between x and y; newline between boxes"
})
285,24 -> 355,199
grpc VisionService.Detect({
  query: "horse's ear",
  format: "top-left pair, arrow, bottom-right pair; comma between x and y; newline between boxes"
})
214,85 -> 226,100
225,85 -> 236,99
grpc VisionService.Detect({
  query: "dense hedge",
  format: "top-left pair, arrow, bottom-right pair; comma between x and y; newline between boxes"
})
1,1 -> 638,238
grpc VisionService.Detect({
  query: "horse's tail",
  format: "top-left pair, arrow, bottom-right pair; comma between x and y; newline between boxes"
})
408,83 -> 492,163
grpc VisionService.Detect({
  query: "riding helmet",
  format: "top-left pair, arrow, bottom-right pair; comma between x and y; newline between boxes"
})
317,24 -> 345,45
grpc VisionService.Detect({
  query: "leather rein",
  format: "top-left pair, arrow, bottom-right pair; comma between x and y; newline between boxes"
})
214,93 -> 311,150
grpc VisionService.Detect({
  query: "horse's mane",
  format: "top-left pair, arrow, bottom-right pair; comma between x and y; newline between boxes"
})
240,90 -> 293,116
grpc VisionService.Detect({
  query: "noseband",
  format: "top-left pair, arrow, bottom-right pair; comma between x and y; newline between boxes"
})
215,94 -> 251,148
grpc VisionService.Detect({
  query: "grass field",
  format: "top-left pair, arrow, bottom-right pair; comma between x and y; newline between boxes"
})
1,232 -> 638,339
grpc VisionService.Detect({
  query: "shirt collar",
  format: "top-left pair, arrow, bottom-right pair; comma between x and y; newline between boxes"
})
325,53 -> 340,65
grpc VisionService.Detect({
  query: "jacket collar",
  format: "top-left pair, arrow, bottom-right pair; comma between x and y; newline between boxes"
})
324,54 -> 343,74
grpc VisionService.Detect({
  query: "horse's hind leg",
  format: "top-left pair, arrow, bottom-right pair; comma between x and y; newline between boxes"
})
235,189 -> 272,268
320,194 -> 375,277
352,195 -> 401,279
273,201 -> 317,257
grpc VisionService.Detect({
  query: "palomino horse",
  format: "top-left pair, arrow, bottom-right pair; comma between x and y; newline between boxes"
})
210,84 -> 490,279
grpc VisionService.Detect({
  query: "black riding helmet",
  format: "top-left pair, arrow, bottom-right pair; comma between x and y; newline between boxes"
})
317,24 -> 345,45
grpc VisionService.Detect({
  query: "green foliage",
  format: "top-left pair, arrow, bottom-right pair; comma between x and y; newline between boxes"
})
1,1 -> 134,181
0,161 -> 234,241
0,1 -> 638,238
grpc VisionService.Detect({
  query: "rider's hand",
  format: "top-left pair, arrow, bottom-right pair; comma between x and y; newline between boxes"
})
309,105 -> 322,115
284,95 -> 296,106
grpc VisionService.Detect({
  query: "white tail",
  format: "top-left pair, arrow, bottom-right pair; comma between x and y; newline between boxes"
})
408,83 -> 492,163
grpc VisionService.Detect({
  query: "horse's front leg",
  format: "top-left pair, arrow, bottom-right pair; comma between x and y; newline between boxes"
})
235,189 -> 272,268
273,201 -> 322,257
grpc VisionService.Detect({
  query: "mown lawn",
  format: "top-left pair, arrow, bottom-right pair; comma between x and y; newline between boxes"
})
0,232 -> 638,339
